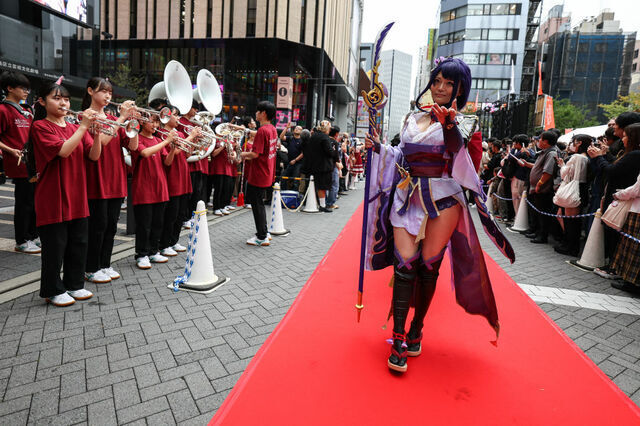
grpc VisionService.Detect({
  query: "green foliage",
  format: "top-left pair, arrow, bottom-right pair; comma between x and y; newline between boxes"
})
108,64 -> 149,106
598,93 -> 640,120
552,98 -> 599,132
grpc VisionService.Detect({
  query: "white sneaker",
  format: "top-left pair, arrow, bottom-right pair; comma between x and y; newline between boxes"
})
207,201 -> 214,208
183,221 -> 192,229
245,204 -> 252,209
15,241 -> 41,254
213,209 -> 224,216
150,253 -> 168,263
84,270 -> 111,284
246,236 -> 270,246
120,202 -> 127,210
67,289 -> 93,300
267,232 -> 272,241
225,205 -> 236,211
102,267 -> 121,280
137,256 -> 151,269
172,243 -> 187,252
32,238 -> 41,247
161,247 -> 178,257
46,292 -> 75,307
221,207 -> 230,215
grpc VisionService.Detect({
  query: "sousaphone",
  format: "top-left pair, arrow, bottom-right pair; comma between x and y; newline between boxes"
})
193,69 -> 222,116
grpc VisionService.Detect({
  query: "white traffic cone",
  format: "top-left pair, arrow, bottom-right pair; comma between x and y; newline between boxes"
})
569,209 -> 605,271
508,191 -> 529,233
485,186 -> 494,216
169,200 -> 229,294
303,175 -> 319,213
268,183 -> 290,236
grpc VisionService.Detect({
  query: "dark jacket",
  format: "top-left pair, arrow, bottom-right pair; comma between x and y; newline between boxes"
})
593,150 -> 640,210
302,132 -> 336,174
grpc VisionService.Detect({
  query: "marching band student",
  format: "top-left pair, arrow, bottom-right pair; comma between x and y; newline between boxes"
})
0,71 -> 39,254
159,105 -> 199,257
130,115 -> 172,269
240,101 -> 278,246
178,101 -> 205,226
83,77 -> 138,283
30,82 -> 103,306
211,134 -> 237,216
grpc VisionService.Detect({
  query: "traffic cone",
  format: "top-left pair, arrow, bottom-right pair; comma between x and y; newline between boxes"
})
268,182 -> 290,236
485,186 -> 494,216
170,200 -> 229,294
508,191 -> 529,233
569,209 -> 605,271
303,175 -> 319,213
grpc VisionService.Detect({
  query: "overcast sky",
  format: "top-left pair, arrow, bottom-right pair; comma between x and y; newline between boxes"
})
361,0 -> 640,95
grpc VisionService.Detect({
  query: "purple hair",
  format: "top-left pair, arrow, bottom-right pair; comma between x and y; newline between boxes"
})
417,58 -> 472,110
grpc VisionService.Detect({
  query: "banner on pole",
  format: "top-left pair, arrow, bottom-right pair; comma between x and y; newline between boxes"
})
544,95 -> 555,130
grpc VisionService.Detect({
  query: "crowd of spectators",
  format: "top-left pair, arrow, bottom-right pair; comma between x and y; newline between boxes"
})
481,112 -> 640,291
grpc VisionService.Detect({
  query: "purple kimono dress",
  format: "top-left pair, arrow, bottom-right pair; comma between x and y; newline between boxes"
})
364,112 -> 515,335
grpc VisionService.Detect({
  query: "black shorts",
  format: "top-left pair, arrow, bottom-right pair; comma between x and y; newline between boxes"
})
313,171 -> 333,190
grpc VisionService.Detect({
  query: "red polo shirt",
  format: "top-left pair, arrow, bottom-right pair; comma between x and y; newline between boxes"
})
31,119 -> 93,226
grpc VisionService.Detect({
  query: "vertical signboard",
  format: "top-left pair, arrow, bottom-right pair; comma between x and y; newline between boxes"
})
276,77 -> 293,110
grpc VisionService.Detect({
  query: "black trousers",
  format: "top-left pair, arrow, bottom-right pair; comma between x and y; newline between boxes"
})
160,194 -> 189,249
134,202 -> 166,258
245,183 -> 268,240
38,218 -> 88,298
189,171 -> 204,213
531,191 -> 554,239
13,178 -> 37,245
212,174 -> 234,210
205,174 -> 214,206
86,198 -> 122,273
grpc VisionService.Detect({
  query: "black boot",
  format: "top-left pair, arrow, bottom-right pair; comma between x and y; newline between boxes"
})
388,257 -> 417,373
407,256 -> 442,357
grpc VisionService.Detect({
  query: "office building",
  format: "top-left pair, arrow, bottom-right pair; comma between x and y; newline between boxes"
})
414,28 -> 438,99
542,10 -> 636,121
378,49 -> 412,139
436,0 -> 542,105
0,0 -> 102,102
630,40 -> 640,94
94,0 -> 363,131
538,4 -> 569,44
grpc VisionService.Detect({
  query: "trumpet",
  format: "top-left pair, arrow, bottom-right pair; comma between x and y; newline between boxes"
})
62,108 -> 140,138
109,101 -> 172,125
215,122 -> 248,139
155,128 -> 202,154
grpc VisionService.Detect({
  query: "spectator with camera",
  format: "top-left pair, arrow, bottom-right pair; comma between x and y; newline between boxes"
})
527,131 -> 559,244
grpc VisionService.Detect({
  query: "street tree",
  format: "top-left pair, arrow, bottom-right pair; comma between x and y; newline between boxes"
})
598,93 -> 640,119
553,98 -> 599,132
109,64 -> 149,107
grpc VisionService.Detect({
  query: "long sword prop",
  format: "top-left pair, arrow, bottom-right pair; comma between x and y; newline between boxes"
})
356,22 -> 394,322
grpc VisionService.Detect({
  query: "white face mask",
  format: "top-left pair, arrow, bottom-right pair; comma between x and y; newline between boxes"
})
568,144 -> 577,153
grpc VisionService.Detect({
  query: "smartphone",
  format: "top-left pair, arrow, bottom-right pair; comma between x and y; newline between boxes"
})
290,121 -> 296,126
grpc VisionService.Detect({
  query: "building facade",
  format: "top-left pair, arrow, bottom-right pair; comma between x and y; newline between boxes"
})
0,0 -> 103,103
542,11 -> 636,121
630,40 -> 640,94
414,28 -> 438,99
538,4 -> 569,44
94,0 -> 362,131
378,49 -> 412,139
437,0 -> 540,106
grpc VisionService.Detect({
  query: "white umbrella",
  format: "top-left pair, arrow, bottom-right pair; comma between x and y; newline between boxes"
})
558,125 -> 608,143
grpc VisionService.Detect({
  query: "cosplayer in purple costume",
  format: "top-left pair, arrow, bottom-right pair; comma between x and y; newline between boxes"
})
364,58 -> 515,373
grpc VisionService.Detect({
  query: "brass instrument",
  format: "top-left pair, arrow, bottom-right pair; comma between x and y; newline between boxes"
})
155,128 -> 201,154
109,101 -> 172,125
62,108 -> 140,138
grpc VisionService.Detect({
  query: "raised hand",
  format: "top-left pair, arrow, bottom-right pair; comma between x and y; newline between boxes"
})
364,128 -> 380,149
432,99 -> 458,126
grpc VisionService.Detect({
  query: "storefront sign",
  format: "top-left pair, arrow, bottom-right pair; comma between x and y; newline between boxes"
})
276,77 -> 293,110
0,60 -> 40,76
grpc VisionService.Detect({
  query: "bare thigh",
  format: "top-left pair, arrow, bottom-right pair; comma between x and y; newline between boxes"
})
421,203 -> 462,260
392,203 -> 462,262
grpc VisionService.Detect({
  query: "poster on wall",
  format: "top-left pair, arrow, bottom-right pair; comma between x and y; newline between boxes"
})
26,0 -> 88,24
275,110 -> 292,130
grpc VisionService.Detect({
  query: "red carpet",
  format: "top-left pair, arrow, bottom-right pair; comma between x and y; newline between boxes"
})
211,205 -> 640,425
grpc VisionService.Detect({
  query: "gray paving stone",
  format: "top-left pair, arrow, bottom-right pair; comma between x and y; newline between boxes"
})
29,387 -> 59,421
184,371 -> 215,400
167,388 -> 199,422
113,379 -> 141,410
60,369 -> 86,399
87,398 -> 118,426
147,409 -> 177,425
0,394 -> 31,417
8,361 -> 37,387
86,368 -> 134,391
139,377 -> 187,402
117,396 -> 170,424
58,385 -> 112,413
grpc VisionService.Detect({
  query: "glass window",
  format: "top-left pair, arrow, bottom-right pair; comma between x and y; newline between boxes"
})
485,79 -> 502,89
501,79 -> 510,90
483,4 -> 491,14
634,49 -> 639,59
468,4 -> 484,15
453,30 -> 464,43
463,29 -> 479,40
479,54 -> 486,63
489,29 -> 507,40
457,6 -> 467,18
487,54 -> 503,64
463,54 -> 479,64
509,4 -> 519,15
491,4 -> 508,15
578,43 -> 589,53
